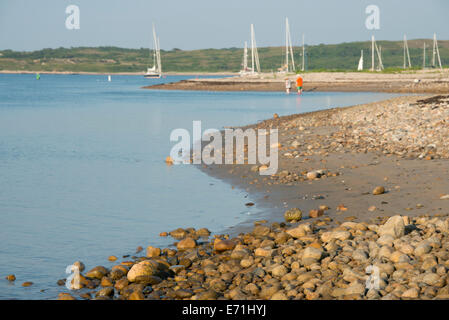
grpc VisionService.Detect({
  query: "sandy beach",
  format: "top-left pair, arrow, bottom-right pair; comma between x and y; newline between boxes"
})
144,70 -> 449,94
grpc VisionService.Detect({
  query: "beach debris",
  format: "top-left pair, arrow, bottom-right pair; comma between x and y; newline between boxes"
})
284,208 -> 302,222
108,256 -> 118,262
336,204 -> 348,212
440,194 -> 449,200
21,281 -> 33,287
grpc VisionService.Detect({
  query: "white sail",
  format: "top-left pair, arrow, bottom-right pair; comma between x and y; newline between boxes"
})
370,35 -> 384,71
357,50 -> 363,71
240,41 -> 251,76
432,33 -> 443,70
250,24 -> 261,74
145,24 -> 162,78
280,17 -> 295,73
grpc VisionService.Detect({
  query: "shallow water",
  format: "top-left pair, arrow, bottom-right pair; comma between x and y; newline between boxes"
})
0,74 -> 399,299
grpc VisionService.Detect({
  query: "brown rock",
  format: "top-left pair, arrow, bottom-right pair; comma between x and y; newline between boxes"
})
309,209 -> 324,218
373,186 -> 385,195
176,237 -> 197,250
5,274 -> 15,281
214,239 -> 236,252
86,266 -> 108,279
146,246 -> 161,257
57,292 -> 76,300
129,290 -> 145,300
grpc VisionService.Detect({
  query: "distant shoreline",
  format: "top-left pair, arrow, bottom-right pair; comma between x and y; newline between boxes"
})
0,70 -> 238,76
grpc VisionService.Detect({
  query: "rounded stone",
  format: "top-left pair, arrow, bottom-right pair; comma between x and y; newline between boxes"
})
176,238 -> 197,250
284,208 -> 302,222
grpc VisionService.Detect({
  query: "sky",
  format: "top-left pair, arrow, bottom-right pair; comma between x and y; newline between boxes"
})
0,0 -> 448,51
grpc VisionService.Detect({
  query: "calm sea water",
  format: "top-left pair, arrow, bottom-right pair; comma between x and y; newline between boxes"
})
0,74 -> 399,299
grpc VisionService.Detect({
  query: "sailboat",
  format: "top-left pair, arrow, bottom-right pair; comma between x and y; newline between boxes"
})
239,41 -> 252,76
240,24 -> 260,76
278,17 -> 295,74
144,24 -> 162,78
357,50 -> 363,71
370,35 -> 384,71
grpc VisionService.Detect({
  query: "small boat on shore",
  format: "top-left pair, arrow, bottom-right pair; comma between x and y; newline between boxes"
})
144,24 -> 162,79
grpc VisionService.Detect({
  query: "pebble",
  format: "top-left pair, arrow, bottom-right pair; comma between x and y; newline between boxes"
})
309,209 -> 324,218
373,186 -> 385,195
165,156 -> 174,165
5,274 -> 15,281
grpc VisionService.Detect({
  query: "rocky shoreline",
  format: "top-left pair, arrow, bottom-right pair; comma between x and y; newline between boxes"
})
56,213 -> 449,300
49,94 -> 449,300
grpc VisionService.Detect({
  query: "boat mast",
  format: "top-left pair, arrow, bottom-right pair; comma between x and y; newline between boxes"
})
433,33 -> 443,70
157,37 -> 161,73
250,24 -> 260,74
243,41 -> 248,71
286,19 -> 289,72
301,34 -> 305,71
286,18 -> 295,72
423,42 -> 426,69
403,35 -> 411,69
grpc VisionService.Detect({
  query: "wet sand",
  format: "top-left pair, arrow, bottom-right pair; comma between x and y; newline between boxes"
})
200,94 -> 449,234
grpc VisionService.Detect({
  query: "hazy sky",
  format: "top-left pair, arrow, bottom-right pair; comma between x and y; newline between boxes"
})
0,0 -> 448,51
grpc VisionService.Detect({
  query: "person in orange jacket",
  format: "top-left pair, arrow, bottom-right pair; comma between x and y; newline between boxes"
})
296,75 -> 303,95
